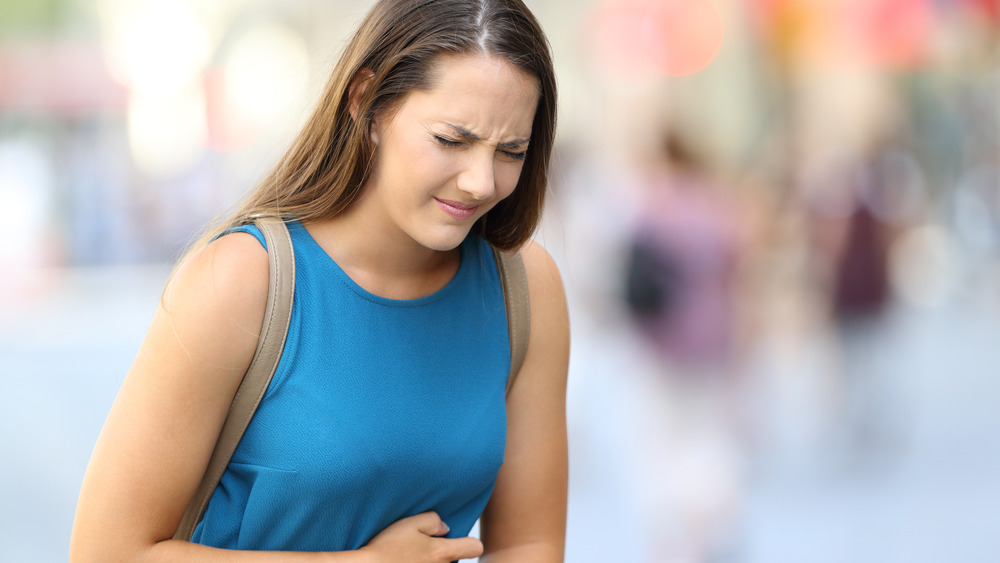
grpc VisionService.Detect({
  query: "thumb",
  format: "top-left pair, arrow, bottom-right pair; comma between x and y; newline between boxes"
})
441,536 -> 485,561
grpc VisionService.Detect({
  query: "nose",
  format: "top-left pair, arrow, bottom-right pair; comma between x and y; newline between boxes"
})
457,151 -> 496,201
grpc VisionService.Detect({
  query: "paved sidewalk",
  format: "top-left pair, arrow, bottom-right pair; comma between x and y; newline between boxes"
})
3,265 -> 999,562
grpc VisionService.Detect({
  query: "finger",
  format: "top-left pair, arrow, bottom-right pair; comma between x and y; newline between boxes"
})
439,537 -> 484,560
411,511 -> 450,537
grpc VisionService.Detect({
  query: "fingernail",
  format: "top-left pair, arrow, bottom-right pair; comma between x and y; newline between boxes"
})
442,522 -> 450,534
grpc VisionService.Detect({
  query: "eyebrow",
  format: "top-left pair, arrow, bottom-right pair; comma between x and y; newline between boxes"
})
443,122 -> 529,150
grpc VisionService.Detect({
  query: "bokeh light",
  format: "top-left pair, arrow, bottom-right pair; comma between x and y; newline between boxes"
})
207,23 -> 311,151
642,0 -> 725,76
0,139 -> 53,269
587,0 -> 725,77
846,0 -> 935,69
98,0 -> 213,94
127,89 -> 208,177
890,224 -> 964,308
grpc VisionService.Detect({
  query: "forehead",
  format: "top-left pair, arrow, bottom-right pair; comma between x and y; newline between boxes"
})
392,53 -> 540,137
426,52 -> 538,92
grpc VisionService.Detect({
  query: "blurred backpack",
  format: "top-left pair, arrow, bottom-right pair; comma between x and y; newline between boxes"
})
623,233 -> 682,320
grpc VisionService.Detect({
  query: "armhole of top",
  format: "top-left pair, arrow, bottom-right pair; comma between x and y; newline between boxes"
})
217,224 -> 268,250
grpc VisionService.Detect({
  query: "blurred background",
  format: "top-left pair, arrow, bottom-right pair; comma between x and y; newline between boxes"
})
2,0 -> 999,561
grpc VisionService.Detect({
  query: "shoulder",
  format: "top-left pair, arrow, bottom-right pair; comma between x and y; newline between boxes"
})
519,240 -> 566,306
162,232 -> 270,361
516,240 -> 569,367
168,231 -> 268,304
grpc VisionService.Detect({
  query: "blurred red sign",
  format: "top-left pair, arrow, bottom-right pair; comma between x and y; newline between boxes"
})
0,40 -> 127,114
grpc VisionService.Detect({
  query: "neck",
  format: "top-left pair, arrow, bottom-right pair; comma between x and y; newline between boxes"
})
303,206 -> 461,300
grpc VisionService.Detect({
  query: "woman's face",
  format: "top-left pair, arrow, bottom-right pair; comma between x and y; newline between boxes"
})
362,53 -> 540,252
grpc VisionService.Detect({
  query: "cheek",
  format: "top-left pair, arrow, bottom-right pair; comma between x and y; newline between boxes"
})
383,140 -> 445,186
402,140 -> 454,175
495,162 -> 525,199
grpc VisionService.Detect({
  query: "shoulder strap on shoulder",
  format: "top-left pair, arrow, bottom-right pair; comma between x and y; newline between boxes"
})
174,216 -> 295,541
492,247 -> 530,397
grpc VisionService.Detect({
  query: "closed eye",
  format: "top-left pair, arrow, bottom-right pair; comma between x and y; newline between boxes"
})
434,135 -> 462,148
500,150 -> 527,161
435,132 -> 526,161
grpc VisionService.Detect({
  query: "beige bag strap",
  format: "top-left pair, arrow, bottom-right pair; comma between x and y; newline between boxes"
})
174,216 -> 295,541
493,247 -> 530,396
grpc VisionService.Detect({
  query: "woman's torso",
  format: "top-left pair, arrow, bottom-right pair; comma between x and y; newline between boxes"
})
192,220 -> 510,552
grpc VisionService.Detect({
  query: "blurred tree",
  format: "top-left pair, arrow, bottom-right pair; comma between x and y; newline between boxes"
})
0,0 -> 78,37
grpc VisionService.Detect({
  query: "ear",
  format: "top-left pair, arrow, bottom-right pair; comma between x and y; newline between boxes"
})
348,68 -> 375,123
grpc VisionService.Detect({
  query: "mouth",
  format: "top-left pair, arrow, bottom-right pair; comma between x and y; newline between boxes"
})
434,198 -> 480,221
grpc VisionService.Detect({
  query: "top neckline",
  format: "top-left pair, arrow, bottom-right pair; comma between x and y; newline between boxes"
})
288,220 -> 471,308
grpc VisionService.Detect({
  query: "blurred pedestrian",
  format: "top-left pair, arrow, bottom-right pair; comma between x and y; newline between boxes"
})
803,142 -> 922,467
623,133 -> 747,375
620,131 -> 752,562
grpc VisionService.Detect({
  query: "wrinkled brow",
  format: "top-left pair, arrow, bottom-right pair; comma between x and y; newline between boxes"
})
443,122 -> 529,150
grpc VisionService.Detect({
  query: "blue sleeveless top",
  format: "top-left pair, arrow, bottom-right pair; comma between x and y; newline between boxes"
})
191,220 -> 510,552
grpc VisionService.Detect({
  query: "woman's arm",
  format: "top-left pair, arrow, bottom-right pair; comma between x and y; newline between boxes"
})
479,240 -> 570,562
70,232 -> 314,561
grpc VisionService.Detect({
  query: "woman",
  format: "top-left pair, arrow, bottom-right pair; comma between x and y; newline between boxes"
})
70,0 -> 568,561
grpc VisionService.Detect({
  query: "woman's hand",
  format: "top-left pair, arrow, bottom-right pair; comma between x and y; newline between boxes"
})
360,511 -> 483,563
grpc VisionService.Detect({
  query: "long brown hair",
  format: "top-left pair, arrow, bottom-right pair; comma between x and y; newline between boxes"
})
194,0 -> 557,253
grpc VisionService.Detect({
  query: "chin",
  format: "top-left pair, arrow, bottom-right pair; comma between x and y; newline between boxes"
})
419,237 -> 466,253
415,225 -> 474,252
